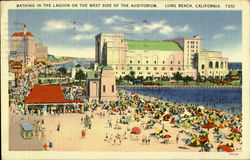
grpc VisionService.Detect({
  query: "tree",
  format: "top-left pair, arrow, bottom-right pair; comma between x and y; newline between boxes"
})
129,71 -> 135,77
75,70 -> 86,84
173,72 -> 183,82
57,67 -> 67,75
75,64 -> 82,68
183,76 -> 193,85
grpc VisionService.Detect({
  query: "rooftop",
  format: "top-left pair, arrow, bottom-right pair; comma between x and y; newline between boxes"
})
12,32 -> 34,38
24,85 -> 83,104
87,71 -> 99,80
124,40 -> 182,51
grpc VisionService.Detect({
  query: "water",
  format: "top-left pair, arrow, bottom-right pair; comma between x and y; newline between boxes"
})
52,60 -> 94,69
118,87 -> 242,113
228,62 -> 242,70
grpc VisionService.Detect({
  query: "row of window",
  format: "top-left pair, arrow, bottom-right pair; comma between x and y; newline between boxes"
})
205,61 -> 227,69
187,41 -> 198,44
200,71 -> 227,74
129,66 -> 181,71
129,60 -> 181,64
116,72 -> 180,75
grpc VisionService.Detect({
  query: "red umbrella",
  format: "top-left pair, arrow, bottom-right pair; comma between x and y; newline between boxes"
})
218,125 -> 225,128
200,137 -> 209,143
202,124 -> 216,129
131,93 -> 135,95
154,99 -> 158,101
112,108 -> 118,112
194,122 -> 202,126
170,119 -> 175,124
217,145 -> 233,152
164,114 -> 171,120
198,112 -> 205,116
164,134 -> 171,138
231,128 -> 240,133
144,107 -> 150,111
132,127 -> 141,134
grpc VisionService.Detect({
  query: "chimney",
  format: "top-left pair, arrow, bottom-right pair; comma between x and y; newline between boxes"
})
24,24 -> 27,35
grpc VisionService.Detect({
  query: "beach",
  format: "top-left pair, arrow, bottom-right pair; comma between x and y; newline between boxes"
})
9,90 -> 242,152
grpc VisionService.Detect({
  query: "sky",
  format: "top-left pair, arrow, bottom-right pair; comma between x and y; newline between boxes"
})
9,10 -> 242,62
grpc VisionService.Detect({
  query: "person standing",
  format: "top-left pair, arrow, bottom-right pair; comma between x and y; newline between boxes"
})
88,120 -> 91,129
176,134 -> 179,144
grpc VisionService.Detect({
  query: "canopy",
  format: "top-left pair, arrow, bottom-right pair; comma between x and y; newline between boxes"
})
21,123 -> 33,131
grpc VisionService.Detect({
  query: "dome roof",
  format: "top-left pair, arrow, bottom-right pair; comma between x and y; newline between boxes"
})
11,32 -> 34,38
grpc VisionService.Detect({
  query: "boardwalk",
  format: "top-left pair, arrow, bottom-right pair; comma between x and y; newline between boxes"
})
117,85 -> 242,89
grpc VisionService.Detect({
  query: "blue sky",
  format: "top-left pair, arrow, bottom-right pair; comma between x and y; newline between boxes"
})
9,10 -> 242,62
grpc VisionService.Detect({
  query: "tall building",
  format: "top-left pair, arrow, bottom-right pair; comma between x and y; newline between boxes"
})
9,24 -> 48,67
95,33 -> 228,79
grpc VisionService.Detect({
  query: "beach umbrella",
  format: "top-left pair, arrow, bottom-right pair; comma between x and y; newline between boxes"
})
182,138 -> 192,145
228,133 -> 240,142
132,127 -> 141,134
231,128 -> 240,133
190,136 -> 201,146
238,115 -> 242,119
154,112 -> 162,119
174,121 -> 181,128
198,112 -> 205,117
210,114 -> 217,119
112,108 -> 119,112
202,124 -> 216,129
135,114 -> 142,118
164,134 -> 171,138
144,107 -> 150,111
194,124 -> 202,132
217,145 -> 233,152
207,119 -> 214,124
186,132 -> 193,137
204,142 -> 214,151
182,123 -> 191,129
161,105 -> 168,109
147,120 -> 156,126
200,137 -> 210,144
163,114 -> 171,121
219,133 -> 228,139
218,125 -> 225,128
159,129 -> 168,134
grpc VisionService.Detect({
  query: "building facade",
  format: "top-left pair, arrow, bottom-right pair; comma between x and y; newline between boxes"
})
95,33 -> 228,79
86,65 -> 116,102
9,25 -> 48,68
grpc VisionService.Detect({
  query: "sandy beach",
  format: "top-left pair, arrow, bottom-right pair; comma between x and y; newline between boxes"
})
9,90 -> 242,152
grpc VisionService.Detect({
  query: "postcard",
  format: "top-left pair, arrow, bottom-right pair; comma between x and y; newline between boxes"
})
1,0 -> 250,159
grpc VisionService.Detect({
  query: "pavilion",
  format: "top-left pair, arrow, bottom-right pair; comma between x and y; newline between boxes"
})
24,85 -> 84,115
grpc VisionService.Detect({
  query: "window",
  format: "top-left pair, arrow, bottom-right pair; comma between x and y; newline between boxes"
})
156,72 -> 159,75
130,60 -> 132,64
162,67 -> 165,70
139,72 -> 142,74
187,41 -> 189,44
137,67 -> 140,70
146,60 -> 148,64
163,61 -> 165,64
170,61 -> 173,64
170,67 -> 173,71
112,85 -> 114,92
164,73 -> 167,75
103,85 -> 106,93
154,61 -> 157,64
215,62 -> 219,68
147,72 -> 151,74
116,67 -> 118,70
138,61 -> 140,64
201,64 -> 205,69
178,67 -> 181,71
116,72 -> 118,74
129,67 -> 133,70
202,71 -> 204,73
122,67 -> 124,69
196,41 -> 198,44
209,61 -> 213,68
196,46 -> 198,48
146,67 -> 149,70
221,62 -> 223,68
122,72 -> 125,74
178,61 -> 180,64
154,67 -> 157,70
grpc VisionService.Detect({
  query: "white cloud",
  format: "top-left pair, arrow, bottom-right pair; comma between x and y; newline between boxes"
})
133,25 -> 142,32
42,20 -> 72,31
159,25 -> 173,35
48,47 -> 95,58
213,33 -> 224,40
76,24 -> 97,32
144,20 -> 166,31
177,24 -> 190,32
72,34 -> 95,41
223,25 -> 237,31
104,15 -> 133,24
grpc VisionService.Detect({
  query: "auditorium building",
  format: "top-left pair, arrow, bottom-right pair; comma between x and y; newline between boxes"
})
95,33 -> 229,79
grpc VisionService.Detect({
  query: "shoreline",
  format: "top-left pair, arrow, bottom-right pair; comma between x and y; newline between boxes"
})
117,85 -> 242,88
